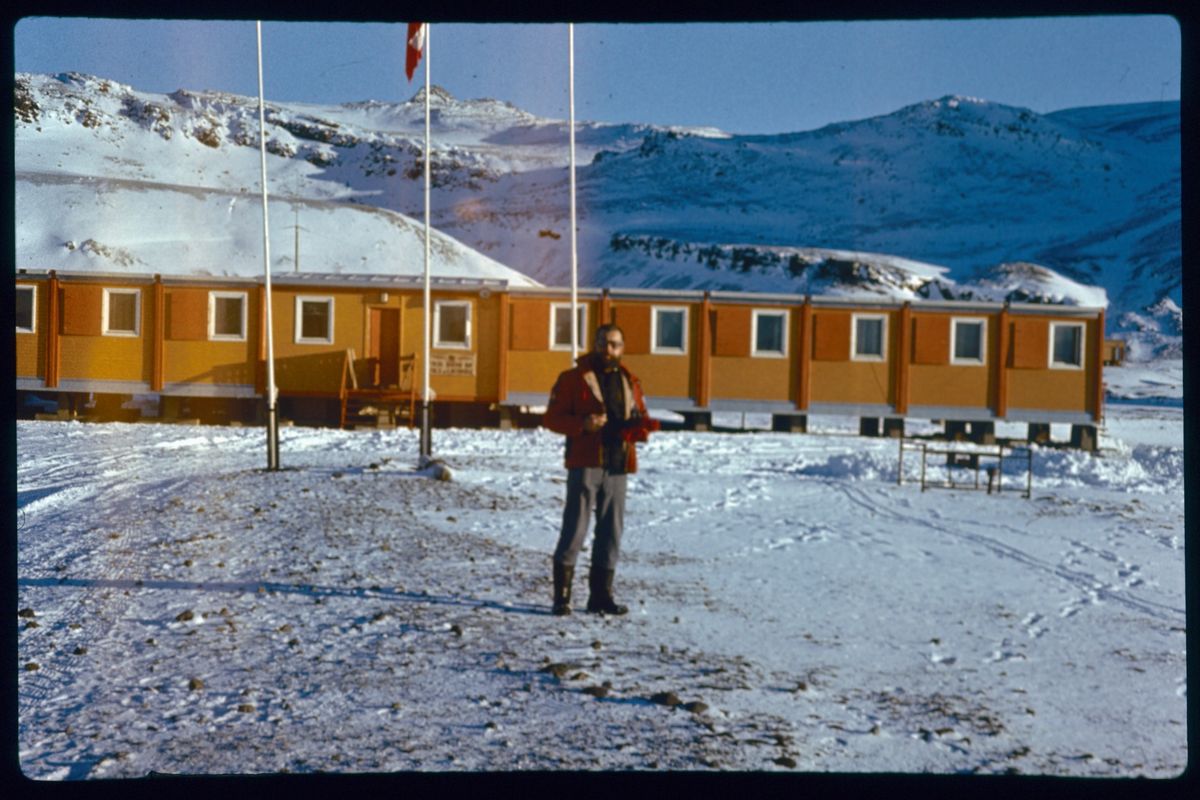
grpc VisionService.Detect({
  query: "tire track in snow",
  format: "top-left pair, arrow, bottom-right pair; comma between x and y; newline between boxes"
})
18,475 -> 196,743
831,481 -> 1183,624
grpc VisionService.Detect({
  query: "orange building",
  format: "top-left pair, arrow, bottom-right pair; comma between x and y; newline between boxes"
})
15,270 -> 1105,447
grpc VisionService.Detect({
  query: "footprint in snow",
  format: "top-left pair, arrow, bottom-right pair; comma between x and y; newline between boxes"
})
1059,601 -> 1083,619
800,528 -> 831,544
1117,563 -> 1142,586
985,638 -> 1028,663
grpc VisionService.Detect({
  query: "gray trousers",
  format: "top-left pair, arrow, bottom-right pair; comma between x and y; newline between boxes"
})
552,467 -> 627,571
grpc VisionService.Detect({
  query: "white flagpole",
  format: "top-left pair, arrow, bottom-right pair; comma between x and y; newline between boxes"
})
420,24 -> 433,461
257,21 -> 280,470
569,23 -> 579,362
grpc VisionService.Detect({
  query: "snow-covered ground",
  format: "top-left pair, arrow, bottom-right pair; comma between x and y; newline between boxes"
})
15,365 -> 1185,778
1104,359 -> 1184,405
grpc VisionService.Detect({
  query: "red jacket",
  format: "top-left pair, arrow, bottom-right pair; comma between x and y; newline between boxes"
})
543,354 -> 658,473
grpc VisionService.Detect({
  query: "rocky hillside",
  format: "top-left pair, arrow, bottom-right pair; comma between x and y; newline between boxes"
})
14,72 -> 1180,348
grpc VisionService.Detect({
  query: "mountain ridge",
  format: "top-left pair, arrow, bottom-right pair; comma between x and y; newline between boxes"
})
14,71 -> 1181,353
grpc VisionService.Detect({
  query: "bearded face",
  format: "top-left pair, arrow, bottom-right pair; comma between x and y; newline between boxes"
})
595,330 -> 624,366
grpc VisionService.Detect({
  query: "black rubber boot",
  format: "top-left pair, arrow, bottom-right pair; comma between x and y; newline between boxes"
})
552,562 -> 574,616
586,568 -> 629,615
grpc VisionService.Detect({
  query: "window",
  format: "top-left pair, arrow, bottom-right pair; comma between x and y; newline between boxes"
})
209,291 -> 247,341
651,306 -> 687,354
102,288 -> 141,336
294,296 -> 334,344
434,301 -> 472,349
550,303 -> 588,351
16,285 -> 35,333
950,317 -> 986,364
752,309 -> 788,357
851,313 -> 886,360
1050,322 -> 1084,368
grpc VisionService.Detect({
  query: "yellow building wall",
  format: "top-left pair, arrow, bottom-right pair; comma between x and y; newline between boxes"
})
270,287 -> 365,394
59,339 -> 148,382
622,352 -> 692,399
15,281 -> 44,379
471,294 -> 501,401
508,351 -> 579,398
807,308 -> 898,406
809,360 -> 892,405
1005,317 -> 1096,414
619,307 -> 697,399
710,356 -> 792,401
395,290 -> 501,401
159,283 -> 259,386
908,363 -> 991,408
1006,369 -> 1089,411
23,273 -> 1101,419
504,296 -> 598,398
58,282 -> 154,384
905,314 -> 999,410
400,293 -> 424,390
506,311 -> 696,401
504,296 -> 604,398
164,340 -> 258,386
705,303 -> 795,402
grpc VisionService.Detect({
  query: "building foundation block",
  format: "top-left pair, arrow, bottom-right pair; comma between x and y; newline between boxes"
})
1071,424 -> 1098,452
944,420 -> 969,441
771,413 -> 808,433
1027,422 -> 1052,444
969,421 -> 996,444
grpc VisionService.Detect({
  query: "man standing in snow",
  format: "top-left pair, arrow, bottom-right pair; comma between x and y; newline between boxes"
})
543,323 -> 658,617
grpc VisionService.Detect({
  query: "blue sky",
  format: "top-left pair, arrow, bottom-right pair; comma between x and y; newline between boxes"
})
13,16 -> 1182,134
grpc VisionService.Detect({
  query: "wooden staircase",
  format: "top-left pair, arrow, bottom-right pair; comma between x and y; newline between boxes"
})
339,349 -> 417,429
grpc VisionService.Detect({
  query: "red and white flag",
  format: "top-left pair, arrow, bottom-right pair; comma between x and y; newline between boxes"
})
405,22 -> 426,82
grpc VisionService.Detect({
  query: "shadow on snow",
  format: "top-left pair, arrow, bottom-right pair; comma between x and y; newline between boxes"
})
17,576 -> 548,616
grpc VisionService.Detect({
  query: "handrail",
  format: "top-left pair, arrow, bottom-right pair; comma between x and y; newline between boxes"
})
340,348 -> 358,395
340,351 -> 418,429
338,349 -> 357,429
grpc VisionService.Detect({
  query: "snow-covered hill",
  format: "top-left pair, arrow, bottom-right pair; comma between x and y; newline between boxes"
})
14,72 -> 1180,345
13,74 -> 538,285
15,172 -> 537,284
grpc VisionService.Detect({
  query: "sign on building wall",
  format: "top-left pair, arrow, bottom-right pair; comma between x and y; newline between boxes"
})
431,352 -> 476,376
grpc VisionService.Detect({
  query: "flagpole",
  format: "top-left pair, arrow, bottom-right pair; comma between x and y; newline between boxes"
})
257,21 -> 280,470
419,23 -> 433,462
569,23 -> 579,362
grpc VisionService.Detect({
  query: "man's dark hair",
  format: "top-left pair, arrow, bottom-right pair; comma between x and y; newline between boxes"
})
593,323 -> 625,350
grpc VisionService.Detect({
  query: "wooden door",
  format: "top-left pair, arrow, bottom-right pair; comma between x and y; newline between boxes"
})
369,307 -> 401,387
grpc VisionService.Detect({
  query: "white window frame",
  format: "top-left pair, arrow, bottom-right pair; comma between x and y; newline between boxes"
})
751,309 -> 789,358
102,287 -> 141,337
651,305 -> 689,355
433,300 -> 472,350
850,313 -> 887,361
209,290 -> 248,342
550,302 -> 588,352
949,316 -> 987,365
1049,321 -> 1085,370
15,284 -> 36,334
294,295 -> 335,345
